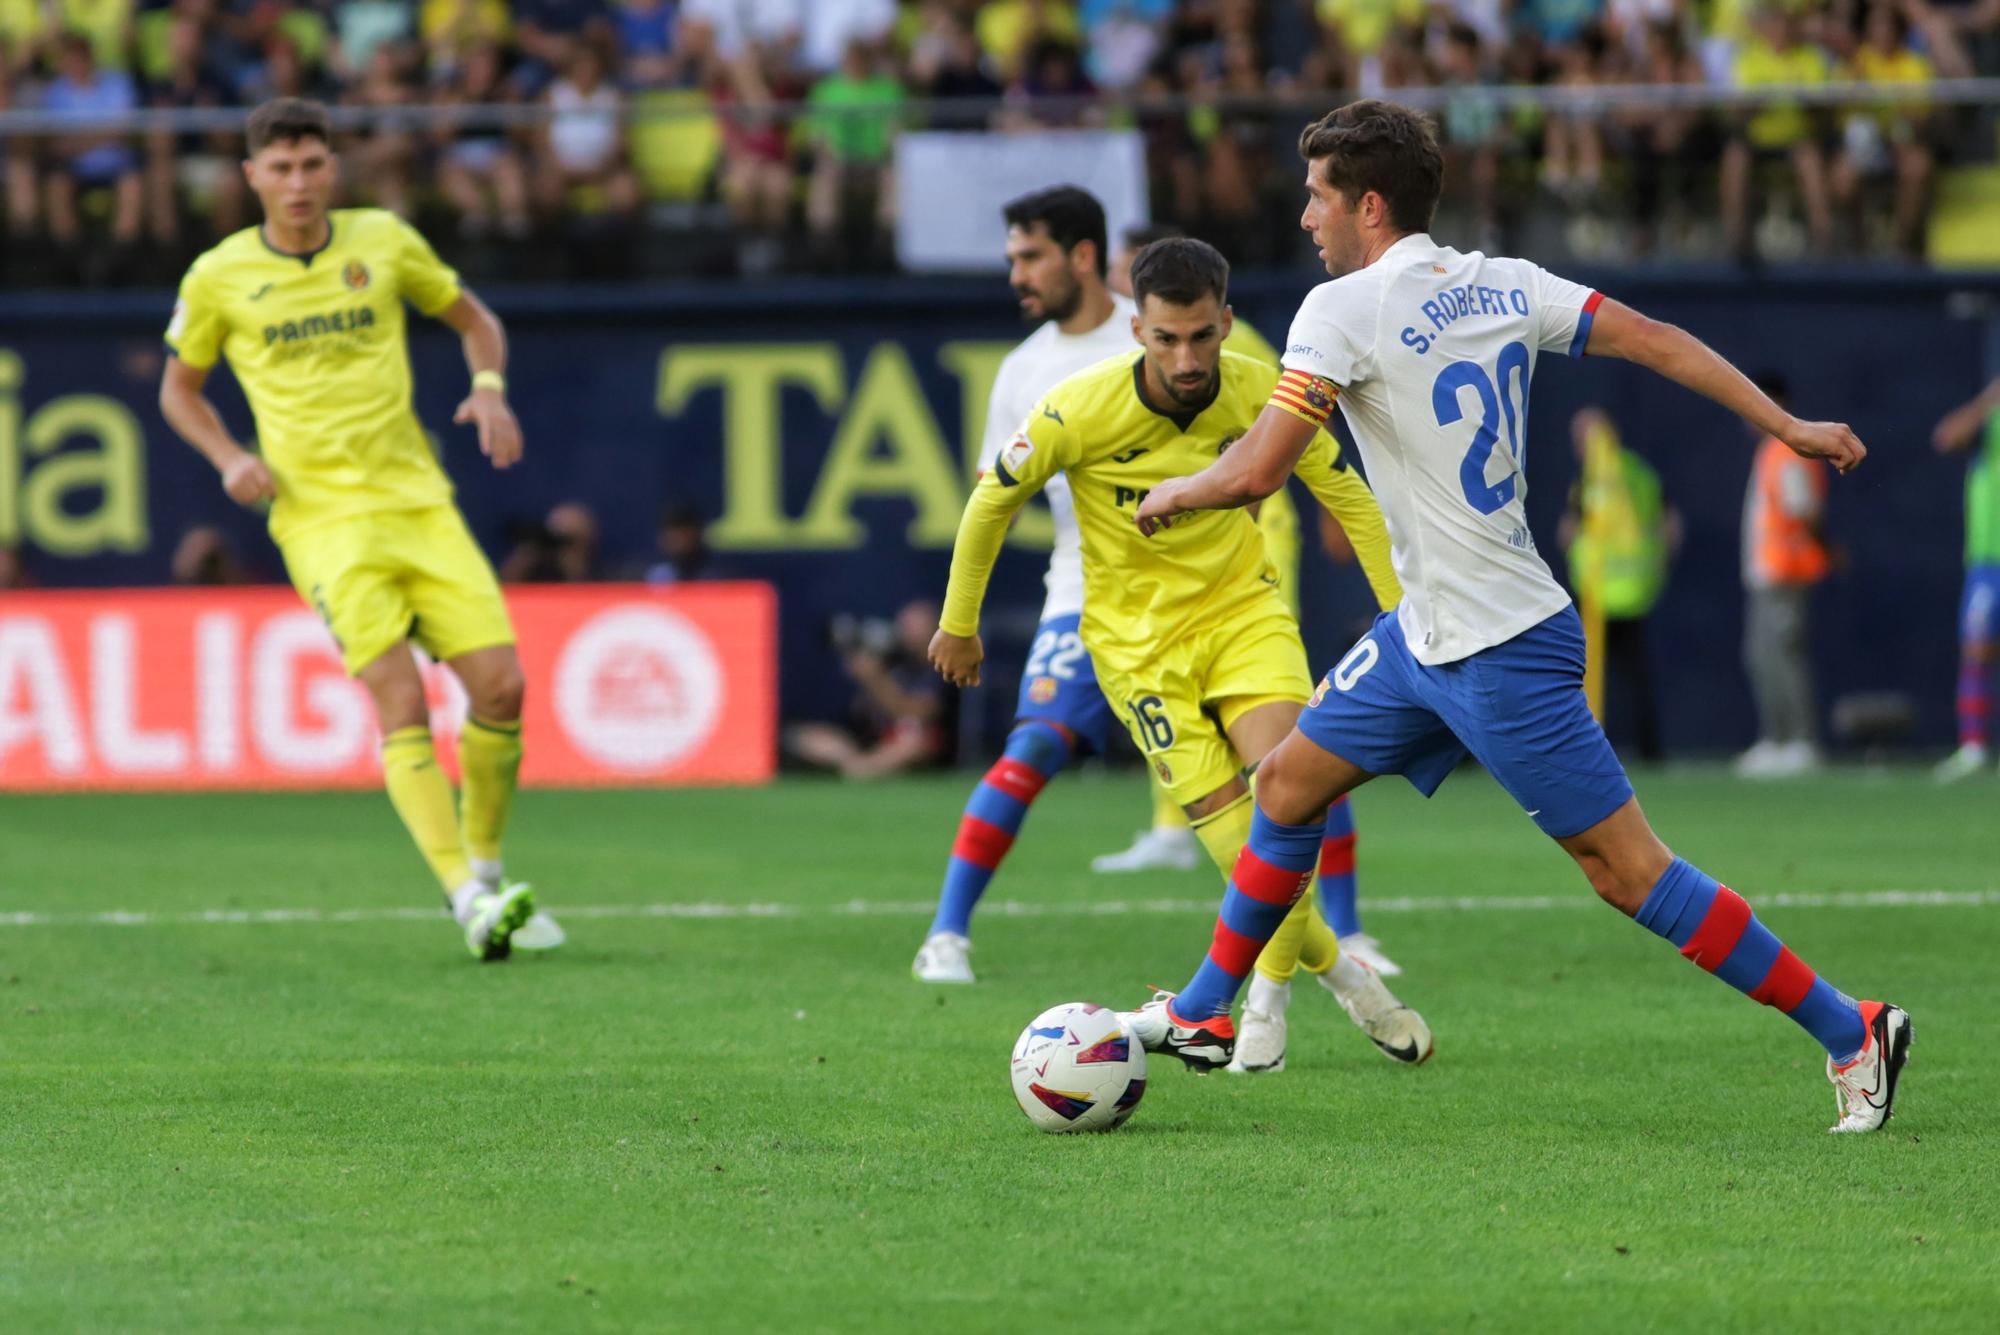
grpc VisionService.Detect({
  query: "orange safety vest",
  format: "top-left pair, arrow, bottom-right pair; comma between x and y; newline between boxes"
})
1749,437 -> 1830,584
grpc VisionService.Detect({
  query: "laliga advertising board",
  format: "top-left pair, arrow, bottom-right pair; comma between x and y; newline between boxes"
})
0,583 -> 776,790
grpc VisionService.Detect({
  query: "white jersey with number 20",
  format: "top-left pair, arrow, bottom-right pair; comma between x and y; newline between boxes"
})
1282,233 -> 1602,665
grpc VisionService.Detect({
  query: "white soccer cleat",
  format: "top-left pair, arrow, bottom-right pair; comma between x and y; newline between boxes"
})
1737,740 -> 1822,779
1091,826 -> 1202,873
1933,743 -> 1989,784
512,911 -> 567,951
912,931 -> 975,984
1732,740 -> 1786,778
1337,931 -> 1403,977
472,862 -> 564,951
1316,955 -> 1432,1064
1226,976 -> 1291,1074
463,882 -> 535,961
1827,1001 -> 1913,1134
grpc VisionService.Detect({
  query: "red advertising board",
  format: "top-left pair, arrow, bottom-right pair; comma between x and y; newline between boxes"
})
0,583 -> 777,790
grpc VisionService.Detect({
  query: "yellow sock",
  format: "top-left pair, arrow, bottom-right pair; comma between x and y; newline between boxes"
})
1150,775 -> 1189,831
381,726 -> 473,891
458,715 -> 523,866
1189,790 -> 1254,877
1255,884 -> 1322,984
1297,893 -> 1341,976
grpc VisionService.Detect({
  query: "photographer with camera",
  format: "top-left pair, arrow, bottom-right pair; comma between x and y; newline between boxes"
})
785,599 -> 955,780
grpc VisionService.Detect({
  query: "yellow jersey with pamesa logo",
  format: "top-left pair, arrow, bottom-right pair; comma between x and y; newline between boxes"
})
941,348 -> 1399,665
164,208 -> 465,542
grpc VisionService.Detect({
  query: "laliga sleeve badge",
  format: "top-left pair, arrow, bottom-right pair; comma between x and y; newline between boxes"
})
1308,675 -> 1332,708
1028,676 -> 1059,704
1000,433 -> 1034,473
1153,759 -> 1174,786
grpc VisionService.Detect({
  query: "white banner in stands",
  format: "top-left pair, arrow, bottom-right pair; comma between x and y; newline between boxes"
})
894,130 -> 1150,272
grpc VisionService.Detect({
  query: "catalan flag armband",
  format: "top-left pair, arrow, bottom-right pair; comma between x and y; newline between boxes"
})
1269,369 -> 1339,428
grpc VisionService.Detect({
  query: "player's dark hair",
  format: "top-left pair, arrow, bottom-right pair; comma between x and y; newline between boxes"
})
1298,99 -> 1444,235
1002,186 -> 1108,278
1120,221 -> 1184,252
1129,237 -> 1229,309
247,97 -> 333,153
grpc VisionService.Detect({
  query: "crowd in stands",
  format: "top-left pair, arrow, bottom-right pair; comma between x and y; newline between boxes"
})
0,0 -> 1995,282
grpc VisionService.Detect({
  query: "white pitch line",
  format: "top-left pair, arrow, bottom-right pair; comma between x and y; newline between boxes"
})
0,888 -> 1995,930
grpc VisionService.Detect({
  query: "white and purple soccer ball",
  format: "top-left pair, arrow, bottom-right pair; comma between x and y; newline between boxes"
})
1009,1002 -> 1148,1134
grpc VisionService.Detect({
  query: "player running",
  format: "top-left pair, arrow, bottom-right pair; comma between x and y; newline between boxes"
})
1096,221 -> 1409,986
1930,374 -> 2000,782
158,98 -> 552,961
930,236 -> 1432,1067
910,187 -> 1139,985
1125,100 -> 1909,1133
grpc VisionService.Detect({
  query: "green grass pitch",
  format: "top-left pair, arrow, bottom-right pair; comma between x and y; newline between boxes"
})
3,768 -> 1997,1332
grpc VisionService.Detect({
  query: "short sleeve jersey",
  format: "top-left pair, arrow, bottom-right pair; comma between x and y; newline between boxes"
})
1282,233 -> 1600,664
976,294 -> 1138,620
166,209 -> 465,541
959,348 -> 1349,662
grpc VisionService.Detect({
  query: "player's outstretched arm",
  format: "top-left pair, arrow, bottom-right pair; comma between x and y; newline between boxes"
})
932,469 -> 1039,688
1584,298 -> 1866,474
159,356 -> 275,506
1933,377 -> 2000,455
436,291 -> 523,469
1134,405 -> 1319,535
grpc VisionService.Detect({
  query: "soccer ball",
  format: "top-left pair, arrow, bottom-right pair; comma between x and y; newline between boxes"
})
1009,1002 -> 1147,1133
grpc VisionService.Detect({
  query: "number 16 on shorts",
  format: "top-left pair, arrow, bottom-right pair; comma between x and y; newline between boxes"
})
1126,695 -> 1176,753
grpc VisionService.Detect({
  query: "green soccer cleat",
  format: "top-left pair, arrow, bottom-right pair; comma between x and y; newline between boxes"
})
464,882 -> 536,961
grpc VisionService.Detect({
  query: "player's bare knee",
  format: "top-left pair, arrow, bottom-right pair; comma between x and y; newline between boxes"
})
475,665 -> 526,723
1571,841 -> 1670,916
1247,746 -> 1323,826
370,680 -> 429,734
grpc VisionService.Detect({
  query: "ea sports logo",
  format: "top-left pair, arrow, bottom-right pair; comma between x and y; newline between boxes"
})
552,606 -> 723,771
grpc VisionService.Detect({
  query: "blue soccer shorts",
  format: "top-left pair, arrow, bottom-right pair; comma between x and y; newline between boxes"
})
1014,612 -> 1115,755
1299,605 -> 1634,839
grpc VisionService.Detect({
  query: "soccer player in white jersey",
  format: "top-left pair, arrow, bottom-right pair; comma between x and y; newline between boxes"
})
1124,100 -> 1910,1133
911,186 -> 1140,984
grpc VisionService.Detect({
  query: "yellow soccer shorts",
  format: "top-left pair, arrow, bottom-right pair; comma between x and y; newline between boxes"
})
1096,596 -> 1312,808
280,504 -> 516,676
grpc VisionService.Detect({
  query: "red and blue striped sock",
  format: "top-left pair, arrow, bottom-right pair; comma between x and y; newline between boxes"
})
928,721 -> 1070,937
1635,857 -> 1866,1062
1957,653 -> 1991,748
1175,807 -> 1322,1019
1317,795 -> 1361,938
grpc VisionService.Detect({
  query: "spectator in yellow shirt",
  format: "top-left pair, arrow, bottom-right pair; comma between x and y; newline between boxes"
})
976,0 -> 1080,81
1720,6 -> 1832,257
1832,5 -> 1934,257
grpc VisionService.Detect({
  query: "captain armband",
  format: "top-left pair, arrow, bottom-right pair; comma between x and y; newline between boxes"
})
1268,369 -> 1339,428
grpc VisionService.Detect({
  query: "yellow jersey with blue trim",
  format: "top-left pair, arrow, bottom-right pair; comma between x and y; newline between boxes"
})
942,348 -> 1392,662
164,209 -> 465,541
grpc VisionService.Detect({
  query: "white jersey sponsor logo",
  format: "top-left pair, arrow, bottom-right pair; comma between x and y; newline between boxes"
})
1282,234 -> 1600,664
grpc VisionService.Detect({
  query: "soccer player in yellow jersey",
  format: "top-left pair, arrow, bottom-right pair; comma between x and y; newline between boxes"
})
930,237 -> 1432,1069
1099,226 -> 1410,985
157,98 -> 548,961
